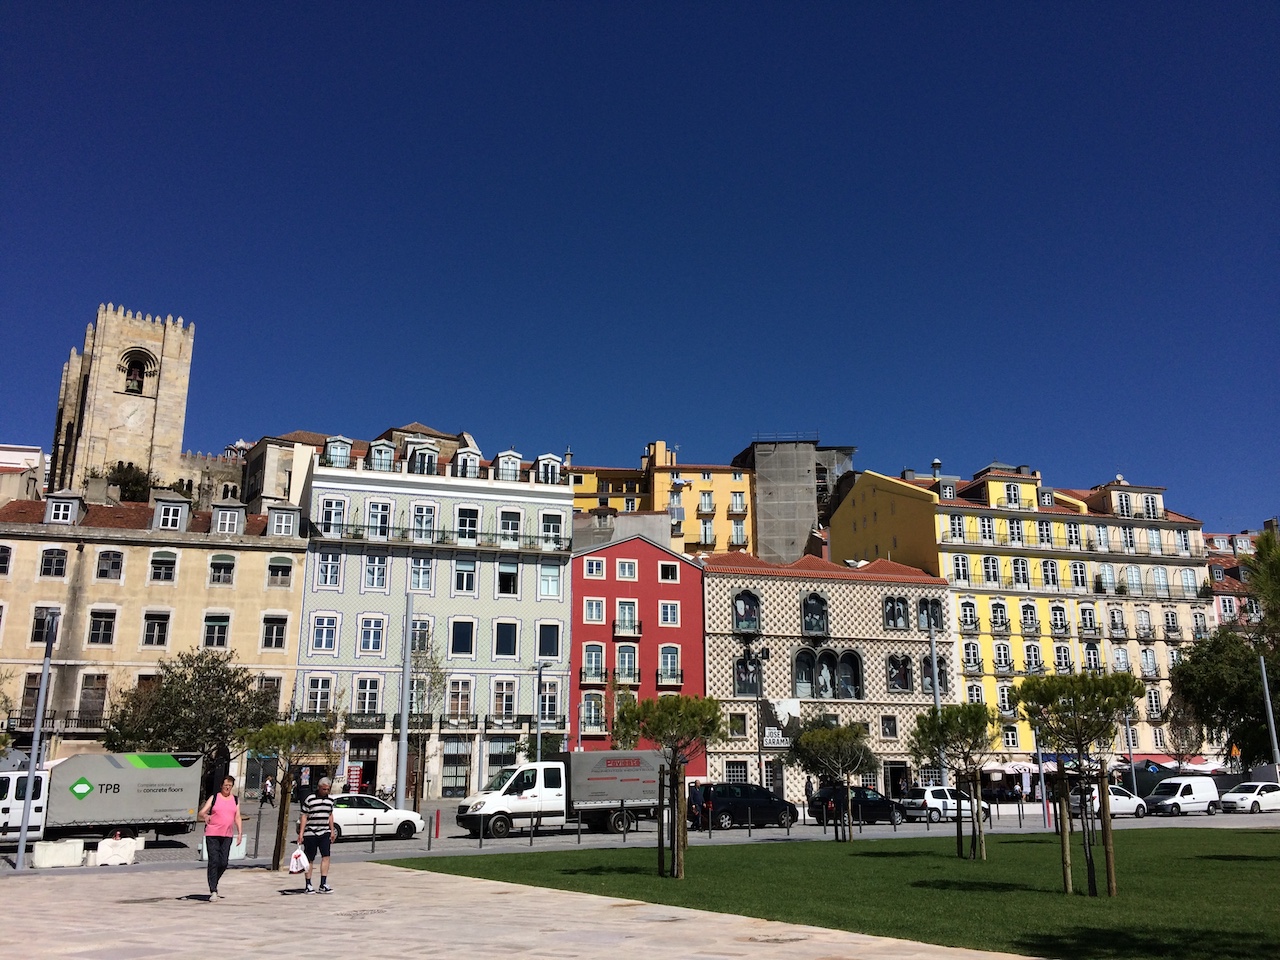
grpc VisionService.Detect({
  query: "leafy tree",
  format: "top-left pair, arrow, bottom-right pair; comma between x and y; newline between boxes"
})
1246,530 -> 1280,639
513,730 -> 563,760
104,462 -> 157,502
1012,672 -> 1143,897
244,720 -> 334,870
104,649 -> 278,793
906,704 -> 998,861
784,720 -> 878,842
616,694 -> 723,879
1164,692 -> 1203,772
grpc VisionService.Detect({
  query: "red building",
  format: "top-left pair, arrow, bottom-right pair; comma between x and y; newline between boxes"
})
570,536 -> 707,775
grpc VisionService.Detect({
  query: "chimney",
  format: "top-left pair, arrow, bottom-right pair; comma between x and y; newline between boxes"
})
1017,464 -> 1032,476
563,445 -> 573,468
931,458 -> 942,479
901,468 -> 915,481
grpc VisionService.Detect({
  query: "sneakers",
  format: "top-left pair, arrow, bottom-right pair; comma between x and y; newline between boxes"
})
208,892 -> 219,902
304,881 -> 315,894
318,883 -> 334,894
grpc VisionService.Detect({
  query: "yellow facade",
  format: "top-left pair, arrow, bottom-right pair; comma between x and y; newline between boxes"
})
830,465 -> 1211,759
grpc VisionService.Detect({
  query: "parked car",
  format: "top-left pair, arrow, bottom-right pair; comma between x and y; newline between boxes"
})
901,786 -> 991,823
981,785 -> 1022,803
1220,781 -> 1280,814
1144,776 -> 1220,816
1069,784 -> 1147,818
699,782 -> 798,829
808,785 -> 905,825
300,793 -> 425,840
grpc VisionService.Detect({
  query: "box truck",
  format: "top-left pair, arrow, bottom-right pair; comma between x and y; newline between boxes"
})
0,752 -> 202,842
456,750 -> 663,838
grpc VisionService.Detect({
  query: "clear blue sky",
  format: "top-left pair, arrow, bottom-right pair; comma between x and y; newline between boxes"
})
2,3 -> 1276,531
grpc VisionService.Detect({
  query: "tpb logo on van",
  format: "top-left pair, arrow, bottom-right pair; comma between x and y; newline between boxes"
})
69,777 -> 94,800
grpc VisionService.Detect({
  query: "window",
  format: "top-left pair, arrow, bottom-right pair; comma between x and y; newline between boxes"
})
660,601 -> 680,625
699,491 -> 714,511
1071,561 -> 1087,589
539,562 -> 561,598
922,654 -> 948,694
887,655 -> 912,692
94,550 -> 123,580
1152,727 -> 1166,749
1096,525 -> 1110,550
159,504 -> 183,530
321,499 -> 346,534
1037,520 -> 1053,545
1114,647 -> 1129,671
1147,528 -> 1162,556
941,483 -> 955,499
1146,687 -> 1162,716
359,617 -> 384,653
659,562 -> 679,582
408,448 -> 437,475
1121,526 -> 1136,551
583,693 -> 605,731
990,602 -> 1008,628
1221,596 -> 1237,618
0,545 -> 9,575
583,598 -> 605,623
982,556 -> 1000,584
616,600 -> 638,633
78,673 -> 107,719
1003,726 -> 1019,749
88,611 -> 116,645
732,590 -> 761,633
880,715 -> 898,739
410,554 -> 432,591
454,558 -> 476,593
994,643 -> 1012,669
1054,645 -> 1072,672
48,500 -> 73,523
272,512 -> 295,537
949,515 -> 965,540
216,510 -> 238,534
1084,643 -> 1101,670
1097,563 -> 1117,591
268,559 -> 292,587
584,558 -> 604,578
1125,565 -> 1141,595
624,498 -> 636,512
1116,492 -> 1132,518
1080,606 -> 1097,630
312,616 -> 337,652
725,761 -> 749,784
883,597 -> 908,629
541,512 -> 563,545
980,516 -> 995,541
410,619 -> 431,653
1012,557 -> 1029,586
917,598 -> 942,631
728,713 -> 748,738
539,680 -> 558,721
497,559 -> 519,596
538,623 -> 561,659
1021,603 -> 1037,628
494,622 -> 518,658
1050,605 -> 1068,631
1004,483 -> 1020,506
952,555 -> 970,582
492,680 -> 515,719
355,677 -> 380,713
209,556 -> 235,585
1009,519 -> 1024,545
659,645 -> 680,680
1211,565 -> 1225,582
1041,559 -> 1059,588
262,616 -> 287,650
1025,643 -> 1042,670
366,502 -> 391,539
967,683 -> 984,704
362,553 -> 387,589
412,504 -> 436,541
584,643 -> 605,680
307,676 -> 332,712
1152,567 -> 1169,597
963,641 -> 981,666
448,679 -> 472,719
451,620 -> 475,657
997,685 -> 1012,712
203,614 -> 230,648
617,644 -> 638,682
143,612 -> 169,647
959,601 -> 977,629
457,508 -> 479,542
499,510 -> 521,543
317,551 -> 341,587
1066,522 -> 1081,548
1175,529 -> 1190,553
40,549 -> 67,578
617,559 -> 637,580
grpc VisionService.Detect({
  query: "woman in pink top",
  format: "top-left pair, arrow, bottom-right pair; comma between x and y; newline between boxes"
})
198,775 -> 243,901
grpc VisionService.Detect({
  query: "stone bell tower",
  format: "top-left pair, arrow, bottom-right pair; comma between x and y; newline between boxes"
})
49,303 -> 196,493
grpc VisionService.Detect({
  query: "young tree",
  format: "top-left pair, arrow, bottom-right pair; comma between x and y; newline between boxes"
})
104,649 -> 278,794
1012,672 -> 1144,897
785,721 -> 878,842
244,720 -> 334,870
907,704 -> 997,860
616,694 -> 723,879
513,731 -> 564,760
1164,693 -> 1203,772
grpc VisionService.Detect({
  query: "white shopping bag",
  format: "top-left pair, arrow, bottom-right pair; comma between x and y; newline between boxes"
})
288,847 -> 309,874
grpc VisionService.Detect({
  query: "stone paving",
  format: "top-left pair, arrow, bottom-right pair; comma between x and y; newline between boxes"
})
0,858 -> 1034,960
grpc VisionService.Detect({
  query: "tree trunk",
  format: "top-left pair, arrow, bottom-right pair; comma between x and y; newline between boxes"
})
973,773 -> 986,862
672,762 -> 686,879
272,766 -> 294,871
1057,778 -> 1073,895
955,775 -> 965,859
1098,767 -> 1117,897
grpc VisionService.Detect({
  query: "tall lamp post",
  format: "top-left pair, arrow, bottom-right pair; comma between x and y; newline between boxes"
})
741,645 -> 770,786
16,610 -> 59,871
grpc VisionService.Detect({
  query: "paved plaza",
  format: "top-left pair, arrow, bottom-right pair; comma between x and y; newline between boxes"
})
1,857 -> 1031,960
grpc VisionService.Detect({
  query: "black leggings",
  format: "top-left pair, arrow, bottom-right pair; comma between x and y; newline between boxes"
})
206,835 -> 233,893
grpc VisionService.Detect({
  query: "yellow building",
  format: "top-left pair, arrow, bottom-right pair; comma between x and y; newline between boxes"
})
829,462 -> 1211,762
0,490 -> 306,766
570,441 -> 755,555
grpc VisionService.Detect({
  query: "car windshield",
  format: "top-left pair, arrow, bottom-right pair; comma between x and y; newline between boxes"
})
1151,782 -> 1178,796
1229,785 -> 1259,796
484,767 -> 519,792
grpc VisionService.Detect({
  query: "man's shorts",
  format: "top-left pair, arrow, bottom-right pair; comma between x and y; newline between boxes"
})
303,833 -> 331,860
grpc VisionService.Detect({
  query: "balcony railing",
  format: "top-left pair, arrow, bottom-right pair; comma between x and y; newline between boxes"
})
656,669 -> 684,686
1109,626 -> 1129,640
994,660 -> 1015,676
696,501 -> 717,516
579,667 -> 607,685
962,658 -> 984,676
727,502 -> 748,517
1079,624 -> 1101,639
728,535 -> 750,548
391,713 -> 435,732
1094,581 -> 1202,601
1023,661 -> 1046,676
1136,627 -> 1157,642
61,711 -> 106,731
1141,666 -> 1161,680
613,669 -> 641,685
296,711 -> 338,725
1055,661 -> 1076,675
1147,708 -> 1165,723
345,712 -> 387,731
991,620 -> 1011,635
1193,628 -> 1211,640
1164,626 -> 1183,642
1050,623 -> 1071,637
997,497 -> 1034,511
316,454 -> 571,485
442,713 -> 480,728
581,719 -> 608,735
959,618 -> 981,636
689,534 -> 717,548
613,620 -> 642,637
1021,620 -> 1041,636
313,523 -> 570,553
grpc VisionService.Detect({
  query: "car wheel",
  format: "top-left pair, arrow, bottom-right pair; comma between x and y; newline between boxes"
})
1207,802 -> 1217,816
1134,804 -> 1145,819
395,820 -> 415,840
716,811 -> 734,831
890,808 -> 903,826
1169,803 -> 1181,817
487,815 -> 512,839
778,810 -> 793,828
1251,801 -> 1261,814
927,808 -> 942,823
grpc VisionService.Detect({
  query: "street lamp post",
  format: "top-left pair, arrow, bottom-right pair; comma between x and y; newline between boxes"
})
1122,708 -> 1138,796
742,645 -> 770,786
16,610 -> 59,871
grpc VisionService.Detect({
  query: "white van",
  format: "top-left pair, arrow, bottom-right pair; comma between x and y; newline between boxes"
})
1144,776 -> 1220,816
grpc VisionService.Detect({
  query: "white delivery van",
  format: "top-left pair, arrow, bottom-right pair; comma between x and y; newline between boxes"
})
1144,776 -> 1220,816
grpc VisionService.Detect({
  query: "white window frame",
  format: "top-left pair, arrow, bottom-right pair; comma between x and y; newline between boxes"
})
538,561 -> 562,599
449,617 -> 478,660
658,562 -> 680,583
583,557 -> 605,579
659,601 -> 680,627
316,551 -> 342,589
583,598 -> 605,624
616,559 -> 638,581
311,613 -> 340,656
216,510 -> 238,534
272,512 -> 295,537
159,504 -> 183,530
363,553 -> 389,592
452,557 -> 478,597
358,615 -> 386,657
410,553 -> 432,592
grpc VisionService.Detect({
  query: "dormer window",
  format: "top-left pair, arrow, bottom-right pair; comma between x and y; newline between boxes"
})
215,509 -> 239,534
455,452 -> 479,478
495,452 -> 522,482
368,443 -> 394,472
406,445 -> 438,475
323,438 -> 352,468
940,484 -> 955,500
536,455 -> 561,484
1116,492 -> 1132,518
269,509 -> 296,537
49,501 -> 73,523
1004,483 -> 1020,506
158,503 -> 184,530
1040,491 -> 1053,506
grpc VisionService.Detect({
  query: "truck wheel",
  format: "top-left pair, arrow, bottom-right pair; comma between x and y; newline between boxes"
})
607,810 -> 636,834
395,820 -> 415,839
927,808 -> 942,823
487,815 -> 512,839
716,811 -> 734,831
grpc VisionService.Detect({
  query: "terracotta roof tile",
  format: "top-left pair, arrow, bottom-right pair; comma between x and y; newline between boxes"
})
0,500 -> 46,523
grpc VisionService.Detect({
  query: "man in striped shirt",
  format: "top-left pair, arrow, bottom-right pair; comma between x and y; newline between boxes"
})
298,777 -> 336,893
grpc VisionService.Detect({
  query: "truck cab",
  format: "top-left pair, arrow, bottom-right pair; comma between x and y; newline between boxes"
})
456,761 -> 566,839
0,771 -> 47,841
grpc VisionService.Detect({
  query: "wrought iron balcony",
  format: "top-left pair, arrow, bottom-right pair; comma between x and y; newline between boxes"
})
1141,666 -> 1161,680
61,711 -> 106,731
579,667 -> 607,685
315,454 -> 571,485
1023,661 -> 1046,676
656,669 -> 684,686
296,711 -> 338,725
1109,626 -> 1130,640
959,618 -> 981,636
485,713 -> 522,730
613,668 -> 642,685
1021,620 -> 1041,637
962,658 -> 984,676
1079,624 -> 1101,638
1147,708 -> 1165,723
313,522 -> 570,553
442,713 -> 480,729
994,660 -> 1015,676
581,718 -> 609,735
1164,627 -> 1184,642
1136,627 -> 1157,642
696,501 -> 717,516
613,620 -> 642,637
1051,623 -> 1071,637
991,620 -> 1011,635
726,502 -> 748,517
728,535 -> 750,548
391,713 -> 435,732
345,712 -> 387,731
1055,661 -> 1076,675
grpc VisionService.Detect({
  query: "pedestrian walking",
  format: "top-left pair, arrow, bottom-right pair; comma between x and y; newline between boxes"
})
687,780 -> 703,831
298,777 -> 336,894
804,776 -> 814,806
261,776 -> 275,807
198,775 -> 243,902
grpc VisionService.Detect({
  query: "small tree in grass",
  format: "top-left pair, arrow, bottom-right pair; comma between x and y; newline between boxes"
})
906,704 -> 998,860
245,720 -> 334,870
616,694 -> 723,879
784,719 -> 878,842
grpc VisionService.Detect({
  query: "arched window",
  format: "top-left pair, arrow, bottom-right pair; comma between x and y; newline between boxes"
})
1041,559 -> 1059,588
583,693 -> 605,732
922,654 -> 949,694
1025,643 -> 1043,670
953,555 -> 970,582
1084,643 -> 1101,670
802,592 -> 828,636
982,556 -> 1000,584
990,601 -> 1009,629
583,643 -> 604,681
883,596 -> 908,629
1125,565 -> 1142,595
121,348 -> 154,395
1050,605 -> 1068,632
1180,569 -> 1197,598
1020,604 -> 1038,628
39,548 -> 67,578
963,641 -> 980,666
815,651 -> 838,698
732,591 -> 761,634
994,642 -> 1012,669
1098,563 -> 1115,591
967,683 -> 984,704
794,650 -> 815,698
887,655 -> 912,692
1151,567 -> 1169,597
837,652 -> 864,699
959,600 -> 977,630
1012,558 -> 1029,586
917,598 -> 942,631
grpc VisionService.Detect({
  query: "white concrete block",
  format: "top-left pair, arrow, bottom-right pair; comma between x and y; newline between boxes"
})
31,839 -> 85,868
95,837 -> 137,866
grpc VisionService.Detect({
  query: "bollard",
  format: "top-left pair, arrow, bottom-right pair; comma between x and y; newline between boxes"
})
1018,801 -> 1023,829
531,814 -> 537,846
577,811 -> 582,844
858,805 -> 863,834
786,810 -> 791,837
252,809 -> 263,859
427,819 -> 432,851
747,813 -> 751,838
621,799 -> 628,843
371,819 -> 378,853
435,808 -> 441,840
479,819 -> 484,850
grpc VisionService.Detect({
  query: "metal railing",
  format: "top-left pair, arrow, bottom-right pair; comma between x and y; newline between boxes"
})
696,502 -> 717,516
345,712 -> 387,730
656,669 -> 684,685
61,711 -> 106,731
579,668 -> 607,684
962,658 -> 984,676
726,503 -> 749,517
317,455 -> 571,485
959,618 -> 981,635
612,669 -> 641,685
313,522 -> 570,552
612,620 -> 642,637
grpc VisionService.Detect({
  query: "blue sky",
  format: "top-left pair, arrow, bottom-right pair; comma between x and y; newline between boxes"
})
2,3 -> 1276,531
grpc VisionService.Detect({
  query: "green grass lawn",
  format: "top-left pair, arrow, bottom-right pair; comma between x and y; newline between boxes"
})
389,829 -> 1280,960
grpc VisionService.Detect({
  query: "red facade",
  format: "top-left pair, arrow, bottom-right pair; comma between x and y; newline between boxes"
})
569,536 -> 707,775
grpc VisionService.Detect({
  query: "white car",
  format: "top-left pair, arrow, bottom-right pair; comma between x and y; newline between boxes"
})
901,787 -> 991,823
323,794 -> 425,840
1069,784 -> 1147,818
1220,781 -> 1280,814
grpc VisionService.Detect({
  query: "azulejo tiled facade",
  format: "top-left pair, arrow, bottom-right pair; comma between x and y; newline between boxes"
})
701,553 -> 955,806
